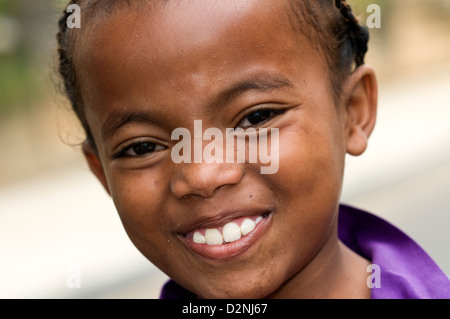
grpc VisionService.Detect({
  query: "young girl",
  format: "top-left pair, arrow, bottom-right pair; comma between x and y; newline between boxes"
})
57,0 -> 450,299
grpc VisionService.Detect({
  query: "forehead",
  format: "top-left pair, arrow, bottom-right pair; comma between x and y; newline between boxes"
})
74,0 -> 325,124
75,0 -> 297,67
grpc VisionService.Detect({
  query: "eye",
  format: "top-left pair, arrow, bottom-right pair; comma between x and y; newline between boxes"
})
237,108 -> 285,128
114,141 -> 166,159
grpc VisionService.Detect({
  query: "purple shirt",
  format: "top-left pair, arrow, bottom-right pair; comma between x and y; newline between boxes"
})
160,204 -> 450,299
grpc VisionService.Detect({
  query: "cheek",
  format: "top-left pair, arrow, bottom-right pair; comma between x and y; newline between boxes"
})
273,114 -> 345,201
106,169 -> 187,272
264,111 -> 345,261
107,169 -> 170,242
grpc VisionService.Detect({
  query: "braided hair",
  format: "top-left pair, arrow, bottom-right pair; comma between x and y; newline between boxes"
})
57,0 -> 94,147
334,0 -> 369,67
56,0 -> 370,148
287,0 -> 369,99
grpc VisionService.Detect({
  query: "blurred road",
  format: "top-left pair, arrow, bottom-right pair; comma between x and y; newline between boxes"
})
1,68 -> 449,299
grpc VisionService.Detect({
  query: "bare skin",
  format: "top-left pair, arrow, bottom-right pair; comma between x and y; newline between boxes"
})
76,0 -> 377,298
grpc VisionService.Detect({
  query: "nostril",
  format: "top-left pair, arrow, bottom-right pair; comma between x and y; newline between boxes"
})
170,162 -> 244,200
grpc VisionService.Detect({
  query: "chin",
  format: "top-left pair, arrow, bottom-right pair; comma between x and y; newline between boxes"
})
191,273 -> 281,299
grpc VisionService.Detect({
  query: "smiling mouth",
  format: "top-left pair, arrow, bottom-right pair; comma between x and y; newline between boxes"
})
188,213 -> 267,245
178,211 -> 272,261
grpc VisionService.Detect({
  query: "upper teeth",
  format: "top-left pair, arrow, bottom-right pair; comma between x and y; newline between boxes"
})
205,229 -> 223,245
223,222 -> 241,242
193,216 -> 263,245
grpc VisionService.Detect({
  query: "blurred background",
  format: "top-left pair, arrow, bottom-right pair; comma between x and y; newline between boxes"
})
0,0 -> 449,298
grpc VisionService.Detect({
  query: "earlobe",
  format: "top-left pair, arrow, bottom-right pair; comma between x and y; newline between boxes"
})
82,141 -> 111,195
343,65 -> 378,156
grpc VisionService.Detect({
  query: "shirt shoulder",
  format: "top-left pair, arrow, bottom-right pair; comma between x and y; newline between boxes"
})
338,204 -> 450,299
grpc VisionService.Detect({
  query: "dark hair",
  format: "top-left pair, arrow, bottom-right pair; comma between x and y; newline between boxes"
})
287,0 -> 369,98
57,0 -> 369,149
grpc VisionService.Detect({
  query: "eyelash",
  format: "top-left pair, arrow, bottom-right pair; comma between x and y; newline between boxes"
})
113,141 -> 166,159
113,107 -> 285,159
236,107 -> 286,128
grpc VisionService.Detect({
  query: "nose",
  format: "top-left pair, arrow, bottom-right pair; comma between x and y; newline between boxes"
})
170,162 -> 244,199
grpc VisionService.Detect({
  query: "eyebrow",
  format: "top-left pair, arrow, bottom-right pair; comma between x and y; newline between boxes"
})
101,74 -> 294,141
101,110 -> 155,141
214,74 -> 294,108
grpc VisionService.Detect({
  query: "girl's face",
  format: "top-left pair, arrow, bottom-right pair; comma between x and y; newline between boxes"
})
77,0 -> 373,298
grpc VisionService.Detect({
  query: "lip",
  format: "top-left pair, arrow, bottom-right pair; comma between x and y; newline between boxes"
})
177,210 -> 273,262
175,206 -> 273,234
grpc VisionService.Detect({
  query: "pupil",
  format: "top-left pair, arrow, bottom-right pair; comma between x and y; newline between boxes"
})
248,110 -> 271,124
134,142 -> 154,155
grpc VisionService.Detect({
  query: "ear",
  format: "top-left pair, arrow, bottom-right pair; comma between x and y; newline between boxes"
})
82,141 -> 111,195
342,65 -> 378,156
